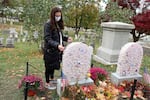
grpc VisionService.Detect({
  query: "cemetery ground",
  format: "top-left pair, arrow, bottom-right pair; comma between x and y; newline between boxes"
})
0,41 -> 149,100
0,24 -> 149,100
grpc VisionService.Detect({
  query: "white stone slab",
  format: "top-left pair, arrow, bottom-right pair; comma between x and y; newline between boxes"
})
94,22 -> 135,65
111,73 -> 142,85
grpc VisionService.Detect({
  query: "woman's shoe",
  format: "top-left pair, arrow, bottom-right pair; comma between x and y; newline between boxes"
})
45,82 -> 56,90
49,78 -> 57,84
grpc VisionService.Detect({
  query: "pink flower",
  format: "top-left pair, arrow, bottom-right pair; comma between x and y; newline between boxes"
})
90,67 -> 108,81
18,75 -> 44,90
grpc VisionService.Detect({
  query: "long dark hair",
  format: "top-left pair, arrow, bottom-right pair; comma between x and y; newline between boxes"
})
50,7 -> 64,30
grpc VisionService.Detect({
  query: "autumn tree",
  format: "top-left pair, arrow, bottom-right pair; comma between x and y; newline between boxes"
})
100,1 -> 134,23
22,0 -> 54,48
62,0 -> 99,37
113,0 -> 150,42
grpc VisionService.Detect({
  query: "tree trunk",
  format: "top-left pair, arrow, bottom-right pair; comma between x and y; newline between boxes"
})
130,29 -> 142,42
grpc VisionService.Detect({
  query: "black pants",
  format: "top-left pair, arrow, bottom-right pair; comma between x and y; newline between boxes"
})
43,50 -> 62,83
44,62 -> 55,83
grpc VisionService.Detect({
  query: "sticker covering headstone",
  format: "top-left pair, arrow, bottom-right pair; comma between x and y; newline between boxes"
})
116,42 -> 143,76
62,42 -> 92,83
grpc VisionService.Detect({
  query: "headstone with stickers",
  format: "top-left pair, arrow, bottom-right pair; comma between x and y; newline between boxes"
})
111,42 -> 143,85
57,42 -> 93,96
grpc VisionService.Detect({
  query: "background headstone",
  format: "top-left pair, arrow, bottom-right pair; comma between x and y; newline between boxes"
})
22,31 -> 28,42
33,31 -> 39,39
111,42 -> 143,85
94,22 -> 135,65
0,37 -> 5,47
6,38 -> 14,48
9,28 -> 18,41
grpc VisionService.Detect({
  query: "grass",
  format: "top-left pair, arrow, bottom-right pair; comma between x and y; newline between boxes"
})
0,42 -> 47,99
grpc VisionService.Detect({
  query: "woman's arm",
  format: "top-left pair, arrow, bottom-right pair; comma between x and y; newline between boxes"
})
44,22 -> 59,49
62,32 -> 72,43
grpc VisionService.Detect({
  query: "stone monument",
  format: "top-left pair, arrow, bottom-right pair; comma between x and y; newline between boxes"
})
9,28 -> 18,41
111,42 -> 143,85
6,38 -> 14,48
0,38 -> 5,47
57,42 -> 93,96
94,22 -> 135,65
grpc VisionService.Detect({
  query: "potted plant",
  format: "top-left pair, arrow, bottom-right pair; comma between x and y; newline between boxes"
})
18,75 -> 44,96
90,67 -> 108,86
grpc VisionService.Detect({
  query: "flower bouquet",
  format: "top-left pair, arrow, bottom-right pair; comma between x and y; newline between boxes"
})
117,80 -> 146,99
90,67 -> 108,86
18,75 -> 44,96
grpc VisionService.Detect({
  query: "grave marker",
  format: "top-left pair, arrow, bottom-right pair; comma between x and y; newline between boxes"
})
6,38 -> 14,48
0,37 -> 5,47
111,42 -> 143,85
94,22 -> 135,65
9,28 -> 18,41
57,42 -> 93,96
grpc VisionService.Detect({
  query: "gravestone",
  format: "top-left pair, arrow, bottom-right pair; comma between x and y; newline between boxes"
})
9,28 -> 18,41
57,42 -> 93,96
22,31 -> 28,42
111,42 -> 143,85
0,17 -> 2,23
33,31 -> 39,39
6,38 -> 14,48
2,29 -> 10,34
20,26 -> 23,36
94,22 -> 135,65
0,38 -> 5,47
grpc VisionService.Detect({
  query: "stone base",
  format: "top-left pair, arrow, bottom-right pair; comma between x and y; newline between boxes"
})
57,78 -> 93,96
0,45 -> 5,48
93,55 -> 117,65
6,44 -> 14,48
111,72 -> 142,86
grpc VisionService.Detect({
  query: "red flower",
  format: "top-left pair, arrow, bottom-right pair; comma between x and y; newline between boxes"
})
81,85 -> 93,93
118,86 -> 125,92
90,67 -> 108,81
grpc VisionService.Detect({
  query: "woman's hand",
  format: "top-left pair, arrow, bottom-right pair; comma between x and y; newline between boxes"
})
58,45 -> 65,51
67,37 -> 73,43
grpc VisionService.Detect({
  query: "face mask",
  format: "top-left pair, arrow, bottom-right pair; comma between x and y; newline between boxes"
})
55,16 -> 61,22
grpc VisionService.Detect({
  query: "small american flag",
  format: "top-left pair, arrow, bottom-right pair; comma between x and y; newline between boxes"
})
61,71 -> 68,91
143,67 -> 150,84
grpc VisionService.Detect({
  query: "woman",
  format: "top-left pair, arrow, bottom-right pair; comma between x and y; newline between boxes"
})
43,7 -> 72,89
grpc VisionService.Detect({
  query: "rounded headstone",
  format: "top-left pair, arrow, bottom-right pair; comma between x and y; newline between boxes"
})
62,42 -> 92,84
116,42 -> 143,76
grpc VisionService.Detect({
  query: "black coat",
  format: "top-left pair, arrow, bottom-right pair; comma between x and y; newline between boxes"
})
43,21 -> 68,70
